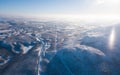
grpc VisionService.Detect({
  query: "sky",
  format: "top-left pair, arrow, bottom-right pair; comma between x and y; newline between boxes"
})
0,0 -> 120,19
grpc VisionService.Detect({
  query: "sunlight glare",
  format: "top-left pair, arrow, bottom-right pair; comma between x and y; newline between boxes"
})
97,0 -> 105,4
109,27 -> 115,50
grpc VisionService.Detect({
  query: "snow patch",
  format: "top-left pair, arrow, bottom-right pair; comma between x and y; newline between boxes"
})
22,45 -> 33,54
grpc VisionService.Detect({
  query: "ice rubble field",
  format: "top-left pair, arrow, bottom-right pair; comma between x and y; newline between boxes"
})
0,17 -> 120,75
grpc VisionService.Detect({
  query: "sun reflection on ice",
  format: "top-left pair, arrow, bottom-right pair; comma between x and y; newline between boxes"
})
109,27 -> 115,50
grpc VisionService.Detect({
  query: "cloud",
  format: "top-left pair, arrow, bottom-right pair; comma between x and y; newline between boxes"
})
83,0 -> 119,15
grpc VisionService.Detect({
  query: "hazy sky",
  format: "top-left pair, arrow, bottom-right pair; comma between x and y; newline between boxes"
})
0,0 -> 120,18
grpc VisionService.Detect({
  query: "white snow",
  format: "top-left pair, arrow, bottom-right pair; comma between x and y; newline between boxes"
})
78,45 -> 105,56
0,56 -> 10,66
22,45 -> 33,54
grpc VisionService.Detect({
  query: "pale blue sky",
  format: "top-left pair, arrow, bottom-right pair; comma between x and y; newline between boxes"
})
0,0 -> 85,15
0,0 -> 119,17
